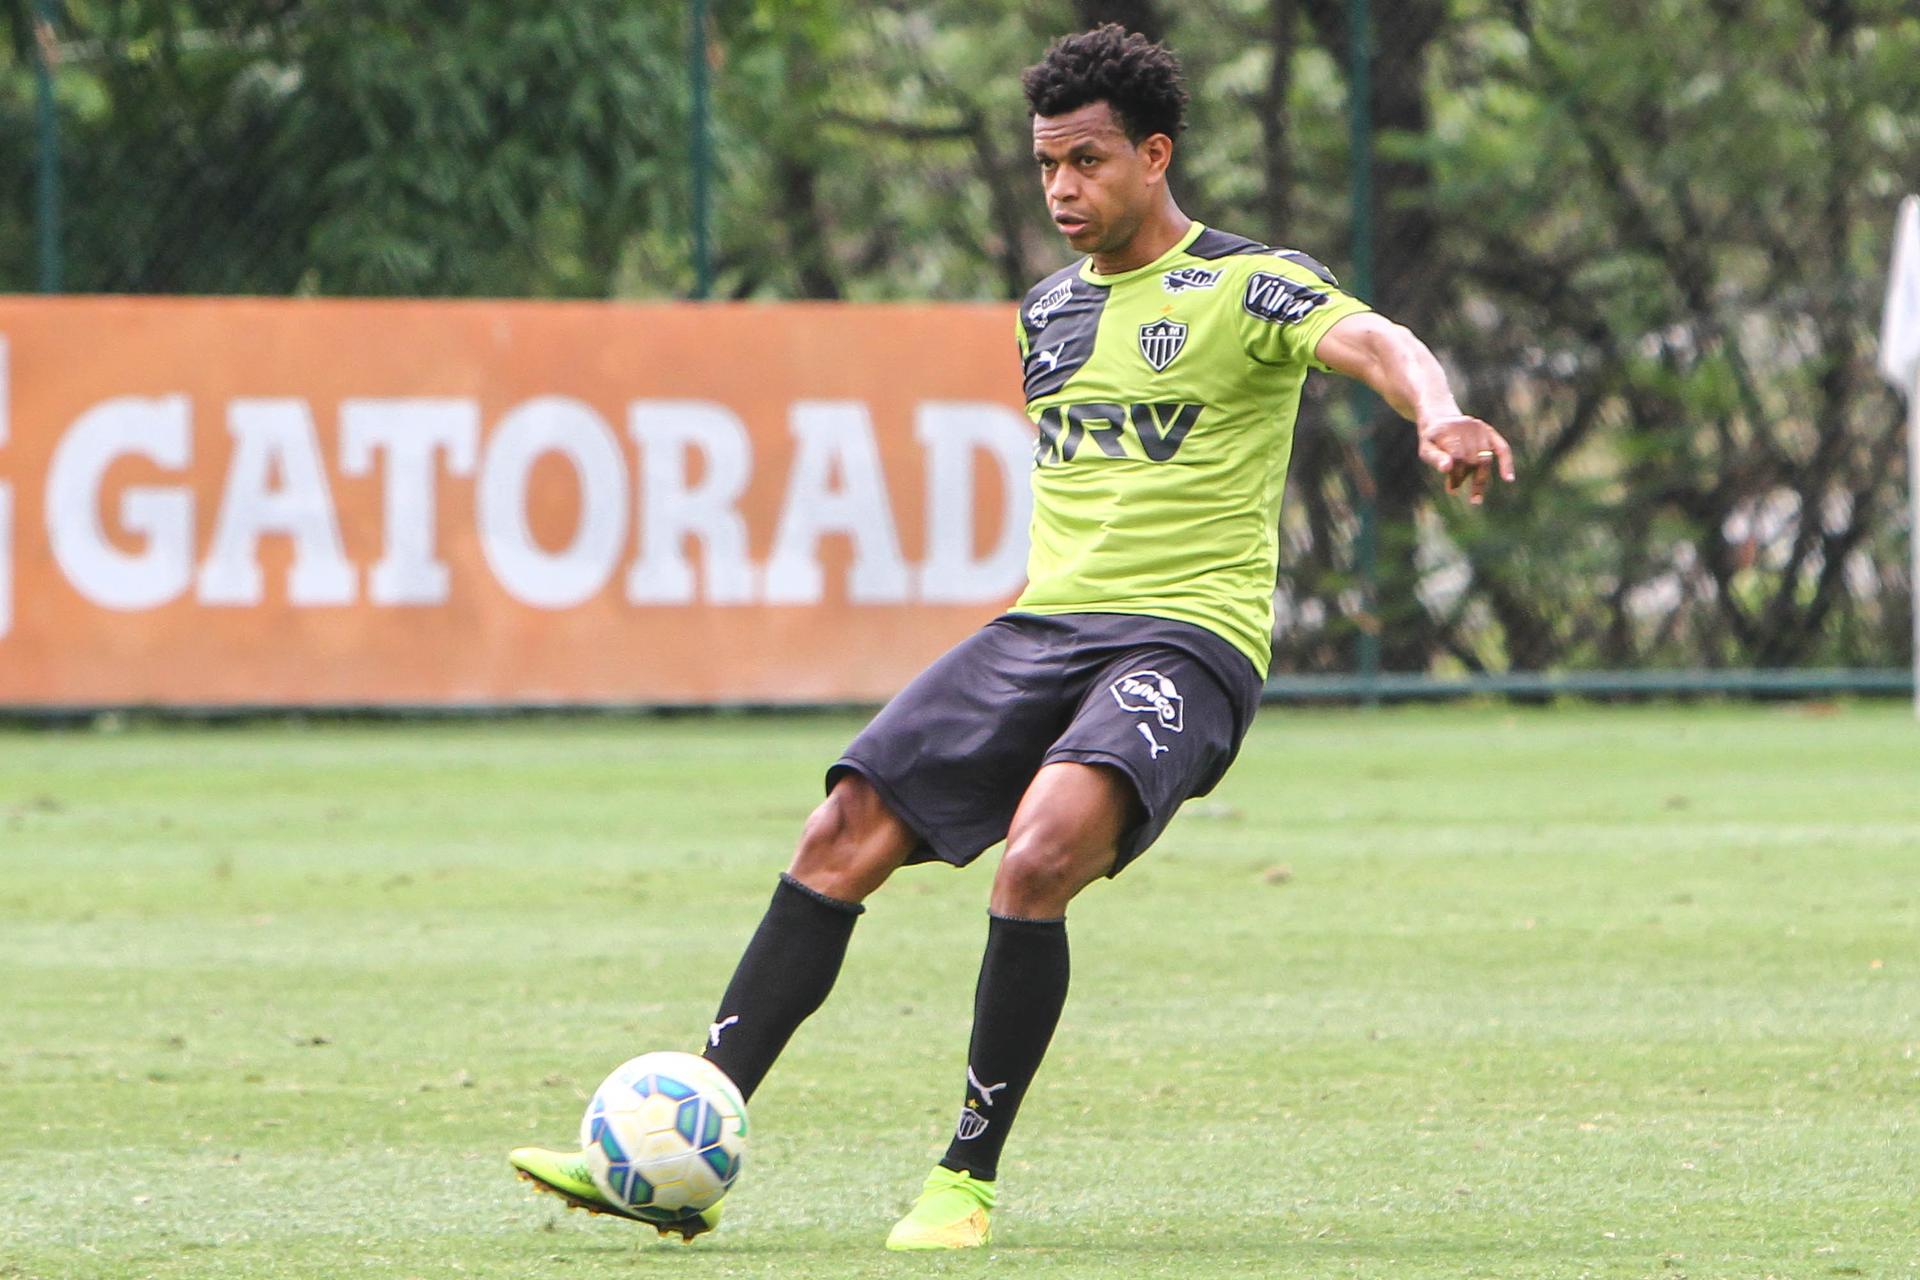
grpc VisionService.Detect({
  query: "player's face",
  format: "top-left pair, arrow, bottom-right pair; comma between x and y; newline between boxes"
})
1032,101 -> 1167,258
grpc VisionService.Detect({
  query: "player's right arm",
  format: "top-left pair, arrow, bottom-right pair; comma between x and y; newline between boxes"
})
1314,311 -> 1518,506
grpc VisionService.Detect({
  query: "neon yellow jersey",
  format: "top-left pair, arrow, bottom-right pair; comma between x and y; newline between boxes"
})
1010,221 -> 1370,675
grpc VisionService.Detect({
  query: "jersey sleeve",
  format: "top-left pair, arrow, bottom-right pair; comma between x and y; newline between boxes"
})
1234,256 -> 1371,372
1015,307 -> 1030,362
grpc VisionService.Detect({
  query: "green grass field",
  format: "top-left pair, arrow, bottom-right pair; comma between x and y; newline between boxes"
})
3,704 -> 1917,1279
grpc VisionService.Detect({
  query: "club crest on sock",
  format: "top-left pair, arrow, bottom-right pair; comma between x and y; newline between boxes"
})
955,1104 -> 990,1141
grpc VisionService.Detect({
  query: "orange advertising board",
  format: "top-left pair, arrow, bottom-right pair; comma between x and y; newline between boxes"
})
0,298 -> 1032,706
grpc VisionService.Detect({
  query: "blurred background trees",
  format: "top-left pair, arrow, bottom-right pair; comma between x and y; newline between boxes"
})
2,0 -> 1914,676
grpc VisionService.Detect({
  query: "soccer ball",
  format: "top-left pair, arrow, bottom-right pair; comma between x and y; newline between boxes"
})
580,1051 -> 748,1223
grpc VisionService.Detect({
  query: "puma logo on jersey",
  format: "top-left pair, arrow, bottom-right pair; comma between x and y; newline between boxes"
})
1032,402 -> 1202,466
1031,346 -> 1061,372
1136,722 -> 1171,758
1162,266 -> 1222,294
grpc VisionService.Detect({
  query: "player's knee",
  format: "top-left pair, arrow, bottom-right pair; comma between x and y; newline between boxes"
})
787,776 -> 907,902
994,826 -> 1106,916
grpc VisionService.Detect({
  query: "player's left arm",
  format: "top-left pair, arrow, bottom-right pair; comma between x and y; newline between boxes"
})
1314,312 -> 1517,505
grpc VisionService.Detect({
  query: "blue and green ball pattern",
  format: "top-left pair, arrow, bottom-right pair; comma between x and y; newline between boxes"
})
581,1052 -> 749,1218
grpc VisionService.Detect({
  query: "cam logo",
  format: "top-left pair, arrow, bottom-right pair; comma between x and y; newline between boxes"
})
1161,266 -> 1222,294
1026,279 -> 1074,331
1138,317 -> 1188,371
955,1106 -> 990,1141
1110,669 -> 1184,733
1243,271 -> 1329,326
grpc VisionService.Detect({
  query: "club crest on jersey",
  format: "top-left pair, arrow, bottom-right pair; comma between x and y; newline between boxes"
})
1161,265 -> 1222,294
1138,318 -> 1188,371
1110,670 -> 1184,733
1243,271 -> 1329,325
1026,279 -> 1074,331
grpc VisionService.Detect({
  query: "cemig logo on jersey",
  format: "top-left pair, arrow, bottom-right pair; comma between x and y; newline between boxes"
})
1243,271 -> 1329,326
1161,266 -> 1222,295
1138,318 -> 1188,371
1110,669 -> 1184,733
1026,279 -> 1075,331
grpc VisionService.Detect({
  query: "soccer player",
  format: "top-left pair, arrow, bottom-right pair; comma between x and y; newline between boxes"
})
510,23 -> 1515,1249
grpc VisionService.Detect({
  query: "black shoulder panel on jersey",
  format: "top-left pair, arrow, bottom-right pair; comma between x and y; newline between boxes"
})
1019,262 -> 1081,318
1186,227 -> 1270,259
1267,247 -> 1340,286
1019,268 -> 1107,402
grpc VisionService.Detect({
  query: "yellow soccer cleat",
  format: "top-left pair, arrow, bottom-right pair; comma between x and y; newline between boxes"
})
508,1146 -> 722,1242
884,1164 -> 996,1251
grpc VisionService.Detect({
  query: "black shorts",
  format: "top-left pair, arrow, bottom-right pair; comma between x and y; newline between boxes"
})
827,612 -> 1263,875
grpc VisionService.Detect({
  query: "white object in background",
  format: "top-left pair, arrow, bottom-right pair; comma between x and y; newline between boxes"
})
1879,196 -> 1920,717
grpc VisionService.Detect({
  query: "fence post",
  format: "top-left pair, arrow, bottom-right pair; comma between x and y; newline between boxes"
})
1347,0 -> 1378,693
688,0 -> 714,300
31,0 -> 63,293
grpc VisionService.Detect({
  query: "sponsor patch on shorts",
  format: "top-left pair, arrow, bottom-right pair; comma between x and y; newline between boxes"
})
1109,669 -> 1184,732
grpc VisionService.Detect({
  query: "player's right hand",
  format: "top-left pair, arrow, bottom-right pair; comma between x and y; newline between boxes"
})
1416,414 -> 1516,506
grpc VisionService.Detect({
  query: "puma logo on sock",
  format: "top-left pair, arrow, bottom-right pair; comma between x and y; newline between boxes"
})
967,1065 -> 1007,1105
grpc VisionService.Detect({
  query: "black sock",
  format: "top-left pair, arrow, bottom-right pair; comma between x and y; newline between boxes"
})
701,873 -> 863,1100
940,913 -> 1070,1182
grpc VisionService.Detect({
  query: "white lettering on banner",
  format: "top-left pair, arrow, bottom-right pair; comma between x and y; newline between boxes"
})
47,396 -> 196,610
913,401 -> 1033,604
198,400 -> 356,606
764,401 -> 910,605
479,396 -> 627,609
340,399 -> 478,605
626,401 -> 758,605
30,391 -> 1030,615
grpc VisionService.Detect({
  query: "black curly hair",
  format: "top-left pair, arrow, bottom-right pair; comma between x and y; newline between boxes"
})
1021,24 -> 1189,143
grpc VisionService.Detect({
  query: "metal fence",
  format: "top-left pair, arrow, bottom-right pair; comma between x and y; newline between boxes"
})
3,0 -> 1914,699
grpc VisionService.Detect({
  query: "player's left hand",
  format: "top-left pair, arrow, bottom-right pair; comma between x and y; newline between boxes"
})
1416,415 -> 1516,506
